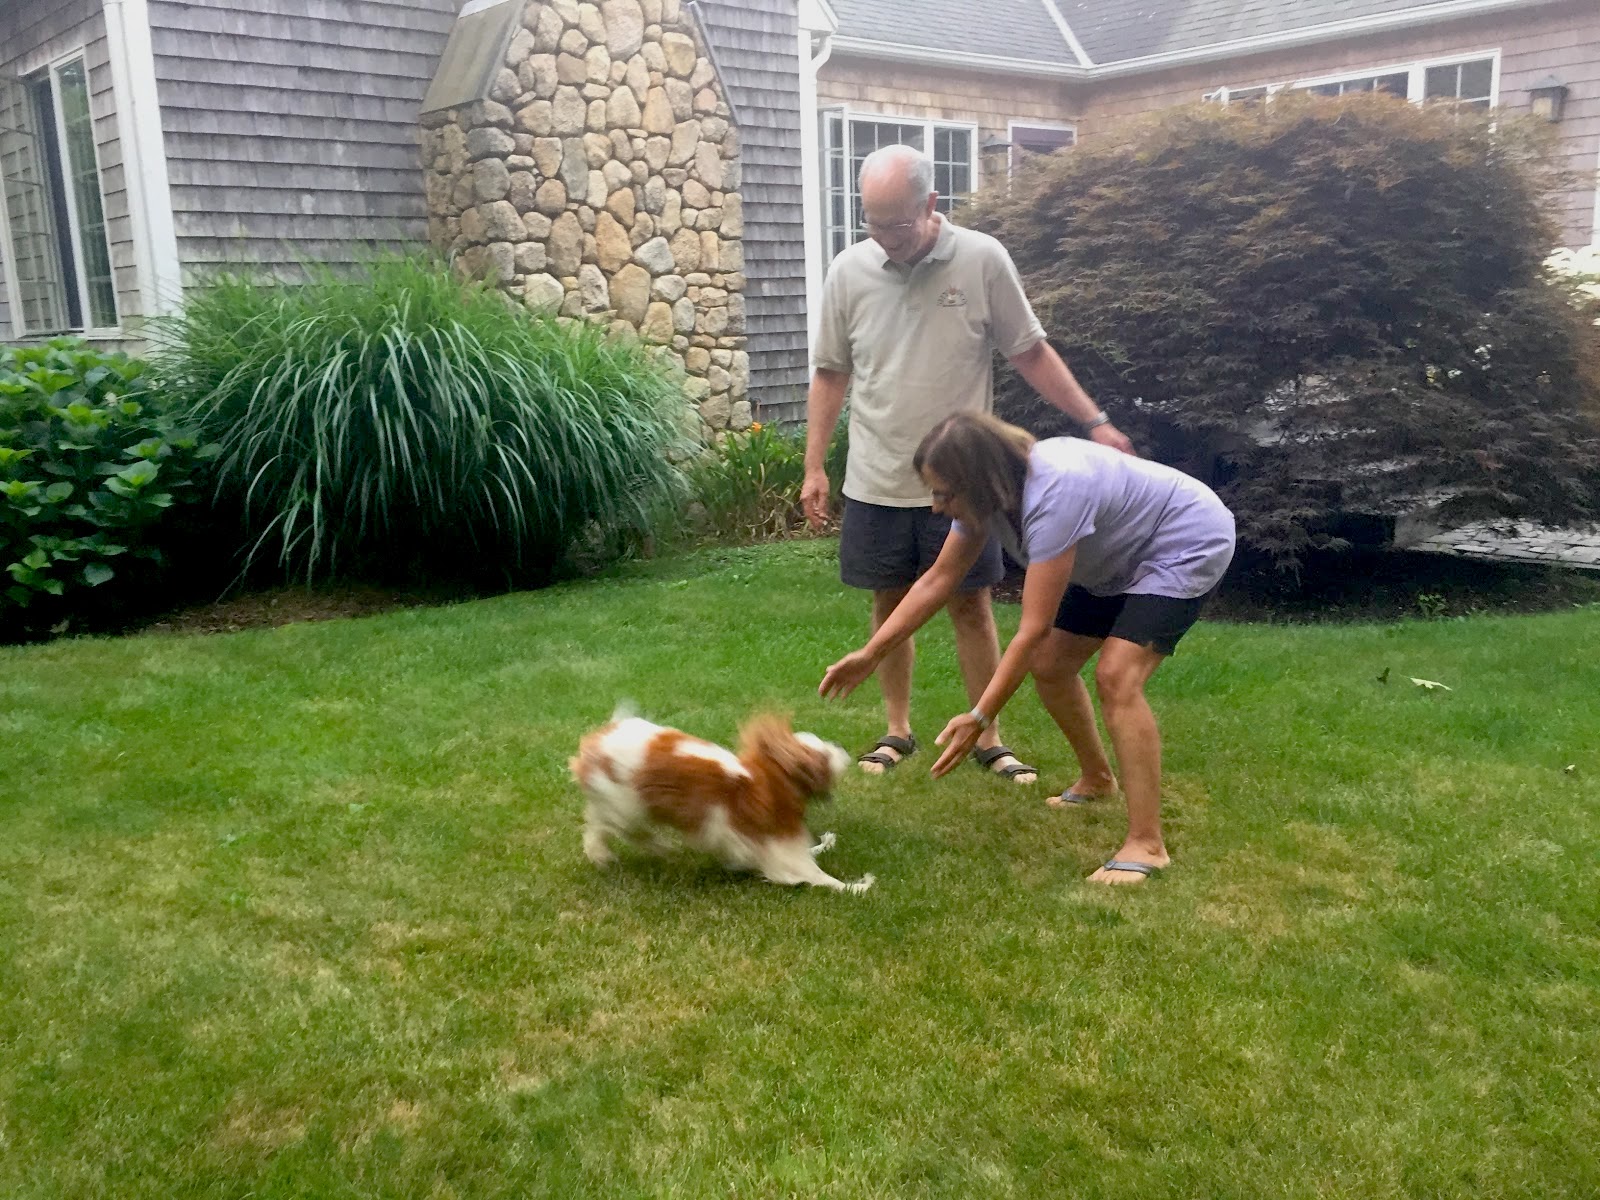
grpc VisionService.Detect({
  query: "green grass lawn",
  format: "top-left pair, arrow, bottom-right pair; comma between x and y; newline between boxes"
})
3,540 -> 1597,1199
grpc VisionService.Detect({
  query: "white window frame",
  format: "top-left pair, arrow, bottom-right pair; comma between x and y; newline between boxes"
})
0,47 -> 122,338
1005,119 -> 1077,178
1291,50 -> 1501,107
1592,138 -> 1600,246
1206,51 -> 1500,111
820,107 -> 979,260
1204,84 -> 1283,107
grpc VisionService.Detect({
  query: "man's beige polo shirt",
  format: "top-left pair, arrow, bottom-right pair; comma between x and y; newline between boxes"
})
813,215 -> 1047,507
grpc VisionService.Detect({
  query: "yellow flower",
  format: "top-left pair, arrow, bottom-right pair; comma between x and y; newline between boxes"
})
749,422 -> 763,433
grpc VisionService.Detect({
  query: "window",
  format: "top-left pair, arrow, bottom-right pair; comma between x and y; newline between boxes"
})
1206,85 -> 1275,108
0,55 -> 118,335
1423,58 -> 1494,110
822,112 -> 976,260
1294,56 -> 1496,107
1305,71 -> 1409,99
1209,55 -> 1498,113
1008,123 -> 1076,175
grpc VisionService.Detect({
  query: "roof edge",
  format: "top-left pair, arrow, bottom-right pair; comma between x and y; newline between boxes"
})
830,0 -> 1569,84
1088,0 -> 1569,79
1039,0 -> 1095,68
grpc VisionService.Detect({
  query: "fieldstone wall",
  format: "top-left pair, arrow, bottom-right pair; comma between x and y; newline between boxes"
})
419,0 -> 750,437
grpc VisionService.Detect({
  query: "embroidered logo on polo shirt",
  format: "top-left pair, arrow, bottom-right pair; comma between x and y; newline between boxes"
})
936,287 -> 968,308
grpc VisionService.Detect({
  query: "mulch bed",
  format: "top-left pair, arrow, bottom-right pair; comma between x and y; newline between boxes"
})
129,585 -> 456,637
17,546 -> 1596,645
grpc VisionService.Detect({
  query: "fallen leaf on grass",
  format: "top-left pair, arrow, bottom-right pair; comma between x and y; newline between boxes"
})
1410,677 -> 1452,691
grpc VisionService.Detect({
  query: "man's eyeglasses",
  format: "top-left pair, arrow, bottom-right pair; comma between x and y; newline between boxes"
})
864,216 -> 922,235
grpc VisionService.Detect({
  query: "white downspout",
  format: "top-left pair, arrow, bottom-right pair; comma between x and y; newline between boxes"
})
102,0 -> 183,325
798,0 -> 837,362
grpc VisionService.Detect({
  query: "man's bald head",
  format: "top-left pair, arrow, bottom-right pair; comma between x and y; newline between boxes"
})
859,145 -> 935,203
858,145 -> 940,264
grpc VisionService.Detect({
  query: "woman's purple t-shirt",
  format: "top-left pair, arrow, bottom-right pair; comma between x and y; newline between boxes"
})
956,438 -> 1236,598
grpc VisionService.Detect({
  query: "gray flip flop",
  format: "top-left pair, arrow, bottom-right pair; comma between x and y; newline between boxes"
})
1098,860 -> 1159,877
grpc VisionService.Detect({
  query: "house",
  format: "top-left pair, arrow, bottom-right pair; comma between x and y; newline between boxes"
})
2,0 -> 1596,427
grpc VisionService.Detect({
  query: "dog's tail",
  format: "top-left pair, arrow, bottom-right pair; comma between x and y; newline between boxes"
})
610,698 -> 639,722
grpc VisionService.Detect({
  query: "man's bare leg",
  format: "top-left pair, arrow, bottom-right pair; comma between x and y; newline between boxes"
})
860,587 -> 916,774
946,588 -> 1036,782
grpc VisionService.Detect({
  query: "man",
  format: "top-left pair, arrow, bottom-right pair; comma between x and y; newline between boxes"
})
801,144 -> 1132,781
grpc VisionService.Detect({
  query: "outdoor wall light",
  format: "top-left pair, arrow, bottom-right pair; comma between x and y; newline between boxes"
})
1528,75 -> 1569,122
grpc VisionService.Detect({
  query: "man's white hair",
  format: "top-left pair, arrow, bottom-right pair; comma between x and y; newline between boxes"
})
860,144 -> 936,197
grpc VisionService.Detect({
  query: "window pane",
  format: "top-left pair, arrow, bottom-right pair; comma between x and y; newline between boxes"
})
1308,82 -> 1342,97
823,112 -> 846,257
847,119 -> 927,243
940,128 -> 971,209
1374,73 -> 1408,97
1013,126 -> 1075,152
56,59 -> 117,328
0,76 -> 78,334
1459,59 -> 1493,101
1424,63 -> 1459,99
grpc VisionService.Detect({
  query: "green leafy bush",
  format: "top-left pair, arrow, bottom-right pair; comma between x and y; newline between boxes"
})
966,94 -> 1600,569
686,419 -> 847,543
1,340 -> 217,637
150,255 -> 689,587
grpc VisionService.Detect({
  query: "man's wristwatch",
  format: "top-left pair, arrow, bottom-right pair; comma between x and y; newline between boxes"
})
968,706 -> 992,730
1082,411 -> 1111,432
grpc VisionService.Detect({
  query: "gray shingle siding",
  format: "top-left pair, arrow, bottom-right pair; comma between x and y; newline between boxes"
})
829,0 -> 1075,67
147,0 -> 459,277
694,1 -> 810,420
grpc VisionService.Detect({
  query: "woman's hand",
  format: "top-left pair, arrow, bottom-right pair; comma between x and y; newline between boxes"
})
819,649 -> 878,700
931,712 -> 986,778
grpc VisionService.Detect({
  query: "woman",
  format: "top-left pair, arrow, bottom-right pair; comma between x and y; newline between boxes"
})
819,413 -> 1235,884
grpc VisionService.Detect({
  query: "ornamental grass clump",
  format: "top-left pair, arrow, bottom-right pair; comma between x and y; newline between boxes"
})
151,255 -> 689,587
966,93 -> 1600,569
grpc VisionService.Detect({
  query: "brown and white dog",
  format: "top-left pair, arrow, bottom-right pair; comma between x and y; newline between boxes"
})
570,709 -> 874,893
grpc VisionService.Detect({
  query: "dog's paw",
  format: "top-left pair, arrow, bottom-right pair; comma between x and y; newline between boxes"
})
811,831 -> 837,857
846,873 -> 875,895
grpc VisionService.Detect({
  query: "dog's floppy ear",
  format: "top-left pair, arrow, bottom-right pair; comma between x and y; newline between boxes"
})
739,713 -> 833,795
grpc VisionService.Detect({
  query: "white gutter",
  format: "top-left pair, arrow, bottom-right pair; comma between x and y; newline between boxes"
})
1039,0 -> 1095,69
831,0 -> 1565,83
102,0 -> 183,322
798,0 -> 838,361
827,37 -> 1085,79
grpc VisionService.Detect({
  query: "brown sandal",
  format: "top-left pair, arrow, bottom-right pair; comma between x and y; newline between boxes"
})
972,745 -> 1037,782
858,734 -> 917,771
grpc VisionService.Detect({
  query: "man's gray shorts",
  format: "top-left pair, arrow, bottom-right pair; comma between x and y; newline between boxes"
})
839,497 -> 1005,593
